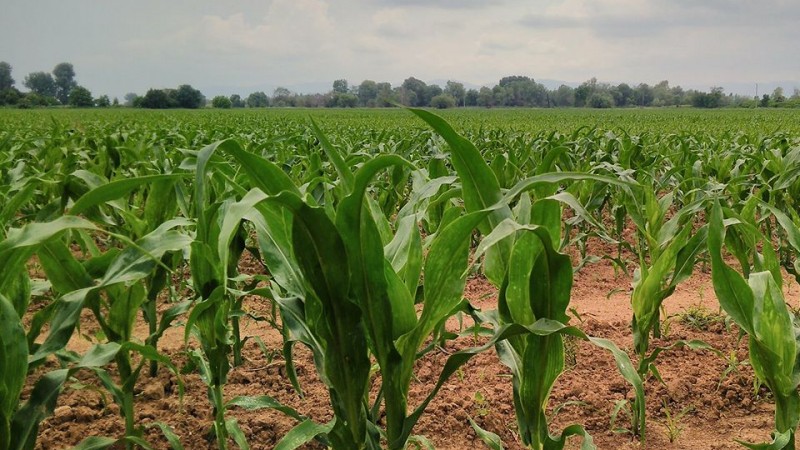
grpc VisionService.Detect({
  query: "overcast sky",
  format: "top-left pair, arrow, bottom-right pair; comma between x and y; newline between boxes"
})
1,0 -> 798,98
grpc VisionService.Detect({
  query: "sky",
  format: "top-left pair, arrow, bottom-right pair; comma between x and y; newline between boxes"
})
1,0 -> 798,98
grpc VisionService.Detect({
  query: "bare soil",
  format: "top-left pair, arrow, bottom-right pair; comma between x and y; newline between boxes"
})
30,251 -> 800,450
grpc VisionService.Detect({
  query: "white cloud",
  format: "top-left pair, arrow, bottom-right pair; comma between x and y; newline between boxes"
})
1,0 -> 797,96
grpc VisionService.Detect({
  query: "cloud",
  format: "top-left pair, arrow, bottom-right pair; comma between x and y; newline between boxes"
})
126,0 -> 337,59
370,0 -> 505,9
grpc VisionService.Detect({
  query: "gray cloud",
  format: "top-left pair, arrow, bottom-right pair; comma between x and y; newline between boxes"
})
0,0 -> 797,98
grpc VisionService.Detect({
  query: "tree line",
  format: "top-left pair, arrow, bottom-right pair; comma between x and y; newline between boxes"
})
2,61 -> 798,109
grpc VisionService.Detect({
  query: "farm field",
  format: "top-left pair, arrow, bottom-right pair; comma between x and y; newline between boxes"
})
2,107 -> 800,450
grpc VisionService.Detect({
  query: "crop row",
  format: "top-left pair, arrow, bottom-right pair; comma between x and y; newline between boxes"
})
1,108 -> 800,449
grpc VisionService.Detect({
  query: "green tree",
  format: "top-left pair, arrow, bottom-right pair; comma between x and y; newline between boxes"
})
477,86 -> 494,107
68,85 -> 94,107
444,81 -> 466,107
123,92 -> 139,107
332,79 -> 349,94
229,94 -> 244,108
94,94 -> 111,107
0,61 -> 14,90
425,84 -> 443,105
327,92 -> 358,107
357,80 -> 378,106
272,87 -> 294,106
211,95 -> 232,108
588,91 -> 614,108
18,92 -> 57,108
174,84 -> 204,108
246,91 -> 269,107
0,87 -> 21,105
53,62 -> 77,104
465,88 -> 479,106
430,93 -> 456,109
633,83 -> 654,106
401,77 -> 427,106
376,82 -> 394,106
553,84 -> 575,107
140,89 -> 172,108
23,72 -> 56,98
613,83 -> 634,106
772,87 -> 786,104
574,78 -> 597,107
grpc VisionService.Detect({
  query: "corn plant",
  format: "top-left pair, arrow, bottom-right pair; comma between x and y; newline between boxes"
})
0,216 -> 150,450
618,177 -> 713,439
410,108 -> 643,449
709,201 -> 800,449
187,134 -> 511,450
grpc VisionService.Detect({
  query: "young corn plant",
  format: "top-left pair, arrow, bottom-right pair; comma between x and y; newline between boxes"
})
709,201 -> 800,449
195,134 -> 512,450
0,216 -> 163,450
184,143 -> 255,450
622,179 -> 711,439
409,109 -> 643,450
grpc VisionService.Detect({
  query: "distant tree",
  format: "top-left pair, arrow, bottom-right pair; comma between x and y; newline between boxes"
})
24,72 -> 57,98
573,78 -> 597,107
229,94 -> 245,108
633,83 -> 654,107
332,79 -> 349,94
95,95 -> 111,107
492,85 -> 508,106
464,88 -> 479,106
173,84 -> 204,108
425,85 -> 443,105
327,92 -> 358,107
587,92 -> 614,108
357,80 -> 378,106
112,97 -> 119,107
272,87 -> 293,107
477,86 -> 494,107
693,87 -> 726,108
401,77 -> 428,106
760,94 -> 771,108
0,87 -> 21,106
53,62 -> 77,104
375,82 -> 394,106
68,86 -> 94,107
123,92 -> 139,107
552,85 -> 575,107
212,95 -> 232,108
0,61 -> 14,90
613,83 -> 634,106
18,92 -> 57,108
140,89 -> 172,109
444,81 -> 466,107
651,80 -> 673,106
772,87 -> 786,104
395,87 -> 417,107
246,91 -> 269,107
430,94 -> 456,109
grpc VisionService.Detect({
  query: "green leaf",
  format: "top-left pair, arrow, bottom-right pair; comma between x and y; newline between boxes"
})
408,108 -> 512,286
0,294 -> 27,449
709,202 -> 755,335
274,419 -> 334,450
70,436 -> 117,450
68,174 -> 186,216
468,417 -> 504,450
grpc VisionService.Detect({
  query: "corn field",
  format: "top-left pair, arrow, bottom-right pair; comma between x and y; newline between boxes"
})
2,107 -> 800,450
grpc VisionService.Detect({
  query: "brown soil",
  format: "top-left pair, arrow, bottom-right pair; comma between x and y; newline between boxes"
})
30,252 -> 800,450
